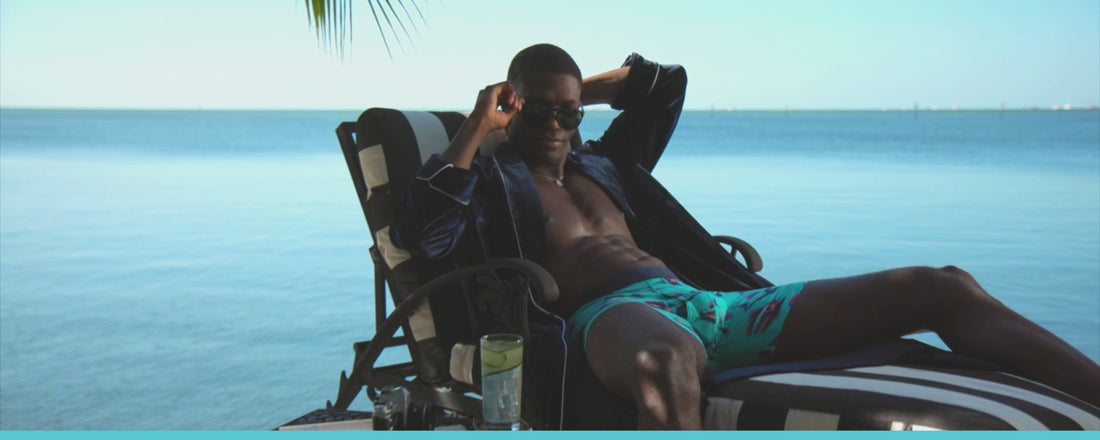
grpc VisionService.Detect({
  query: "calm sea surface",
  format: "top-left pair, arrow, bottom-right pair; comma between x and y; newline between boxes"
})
1,109 -> 1098,429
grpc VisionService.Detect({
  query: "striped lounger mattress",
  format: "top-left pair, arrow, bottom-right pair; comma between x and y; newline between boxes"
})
701,343 -> 1100,430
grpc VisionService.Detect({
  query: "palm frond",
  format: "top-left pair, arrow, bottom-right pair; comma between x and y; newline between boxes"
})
376,0 -> 406,55
305,0 -> 431,62
394,0 -> 423,44
385,0 -> 416,48
409,0 -> 428,29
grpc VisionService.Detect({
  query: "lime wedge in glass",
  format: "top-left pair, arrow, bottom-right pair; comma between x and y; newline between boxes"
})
481,343 -> 523,377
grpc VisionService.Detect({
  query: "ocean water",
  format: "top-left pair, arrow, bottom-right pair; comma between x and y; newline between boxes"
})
1,108 -> 1097,430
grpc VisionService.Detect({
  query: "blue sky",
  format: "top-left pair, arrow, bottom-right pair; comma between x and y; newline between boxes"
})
1,0 -> 1097,110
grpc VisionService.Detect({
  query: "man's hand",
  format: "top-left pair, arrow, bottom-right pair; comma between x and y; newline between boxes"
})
469,81 -> 523,133
441,81 -> 522,169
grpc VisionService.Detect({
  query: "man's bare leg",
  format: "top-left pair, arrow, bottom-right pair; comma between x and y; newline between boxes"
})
774,265 -> 1100,406
586,303 -> 707,429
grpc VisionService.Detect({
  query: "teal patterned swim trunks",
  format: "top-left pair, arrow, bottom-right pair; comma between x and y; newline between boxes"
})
567,267 -> 805,370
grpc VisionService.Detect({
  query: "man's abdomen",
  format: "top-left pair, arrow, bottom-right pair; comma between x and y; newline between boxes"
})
545,234 -> 667,316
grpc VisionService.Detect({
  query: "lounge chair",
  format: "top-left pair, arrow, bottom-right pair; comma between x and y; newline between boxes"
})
279,108 -> 1100,431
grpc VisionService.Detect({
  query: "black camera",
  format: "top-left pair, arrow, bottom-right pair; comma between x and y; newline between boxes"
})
371,386 -> 440,430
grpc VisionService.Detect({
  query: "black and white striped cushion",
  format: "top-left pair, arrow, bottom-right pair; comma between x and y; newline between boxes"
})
704,364 -> 1100,430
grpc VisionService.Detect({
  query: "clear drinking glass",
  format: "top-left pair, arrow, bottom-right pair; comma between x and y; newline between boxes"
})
480,333 -> 523,430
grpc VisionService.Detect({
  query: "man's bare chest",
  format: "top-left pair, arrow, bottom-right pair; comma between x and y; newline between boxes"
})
534,173 -> 630,239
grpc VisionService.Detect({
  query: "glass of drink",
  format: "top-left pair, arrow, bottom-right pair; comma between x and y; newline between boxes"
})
480,333 -> 523,430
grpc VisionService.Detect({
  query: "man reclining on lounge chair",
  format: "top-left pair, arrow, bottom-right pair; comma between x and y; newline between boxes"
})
391,43 -> 1100,429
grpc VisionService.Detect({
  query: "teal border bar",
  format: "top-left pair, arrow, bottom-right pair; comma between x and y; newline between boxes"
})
0,431 -> 1088,439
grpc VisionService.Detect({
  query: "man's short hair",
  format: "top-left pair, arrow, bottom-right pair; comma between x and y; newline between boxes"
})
507,43 -> 582,86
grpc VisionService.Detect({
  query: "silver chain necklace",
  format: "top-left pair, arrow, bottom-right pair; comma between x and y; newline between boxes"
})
531,173 -> 565,187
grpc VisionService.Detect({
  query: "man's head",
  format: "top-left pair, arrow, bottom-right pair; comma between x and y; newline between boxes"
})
505,44 -> 583,165
507,43 -> 582,86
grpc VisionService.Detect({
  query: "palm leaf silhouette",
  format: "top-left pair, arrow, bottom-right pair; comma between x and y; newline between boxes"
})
304,0 -> 430,61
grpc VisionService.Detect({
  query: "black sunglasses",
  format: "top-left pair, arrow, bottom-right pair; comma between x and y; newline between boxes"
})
521,101 -> 584,130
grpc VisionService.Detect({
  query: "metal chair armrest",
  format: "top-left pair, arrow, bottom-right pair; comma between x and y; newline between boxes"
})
714,235 -> 764,273
334,258 -> 557,410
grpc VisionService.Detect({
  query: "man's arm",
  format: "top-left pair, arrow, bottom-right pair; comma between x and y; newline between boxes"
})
389,154 -> 474,258
581,67 -> 630,106
585,53 -> 687,172
442,81 -> 521,169
390,82 -> 521,258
